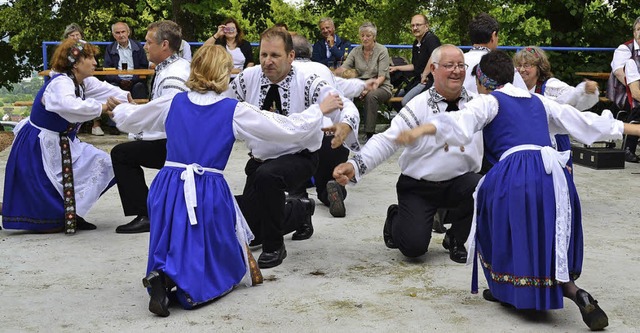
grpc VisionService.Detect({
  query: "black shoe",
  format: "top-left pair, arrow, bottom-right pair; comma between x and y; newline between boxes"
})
326,180 -> 346,218
482,289 -> 499,302
258,244 -> 287,269
625,148 -> 640,163
292,198 -> 315,241
442,233 -> 467,263
76,216 -> 97,230
383,204 -> 398,249
286,191 -> 309,200
574,289 -> 608,331
116,215 -> 150,234
142,270 -> 170,317
482,289 -> 514,308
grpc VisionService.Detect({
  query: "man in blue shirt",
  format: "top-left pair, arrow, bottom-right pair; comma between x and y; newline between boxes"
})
311,17 -> 350,68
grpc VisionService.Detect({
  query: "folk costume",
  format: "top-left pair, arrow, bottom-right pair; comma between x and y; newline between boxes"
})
2,74 -> 127,232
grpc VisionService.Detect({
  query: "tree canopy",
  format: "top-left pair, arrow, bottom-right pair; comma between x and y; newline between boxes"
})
1,0 -> 639,89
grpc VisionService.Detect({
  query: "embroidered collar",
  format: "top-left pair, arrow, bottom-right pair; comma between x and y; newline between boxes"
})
155,54 -> 180,72
429,86 -> 471,103
470,46 -> 491,52
259,65 -> 295,91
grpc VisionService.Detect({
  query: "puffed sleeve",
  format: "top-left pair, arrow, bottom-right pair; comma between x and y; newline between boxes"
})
430,94 -> 498,146
545,78 -> 599,111
232,101 -> 323,143
43,75 -> 103,123
82,76 -> 130,104
543,96 -> 623,145
310,82 -> 361,150
112,93 -> 174,133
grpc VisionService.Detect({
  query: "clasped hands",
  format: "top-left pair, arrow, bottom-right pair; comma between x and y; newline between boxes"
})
102,94 -> 135,117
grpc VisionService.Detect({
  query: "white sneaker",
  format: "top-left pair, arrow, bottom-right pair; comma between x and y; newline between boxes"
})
91,126 -> 105,136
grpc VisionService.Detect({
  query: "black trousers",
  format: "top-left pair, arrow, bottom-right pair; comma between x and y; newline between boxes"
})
290,135 -> 349,205
316,135 -> 349,206
235,150 -> 319,252
623,102 -> 640,153
392,172 -> 482,258
111,139 -> 167,217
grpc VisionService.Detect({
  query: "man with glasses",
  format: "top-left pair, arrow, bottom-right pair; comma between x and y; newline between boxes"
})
389,14 -> 441,106
462,13 -> 526,94
333,45 -> 482,263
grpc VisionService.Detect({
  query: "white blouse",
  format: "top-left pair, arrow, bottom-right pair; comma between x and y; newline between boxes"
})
431,83 -> 624,147
113,91 -> 325,161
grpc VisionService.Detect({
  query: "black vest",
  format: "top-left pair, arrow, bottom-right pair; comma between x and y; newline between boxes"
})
607,39 -> 640,109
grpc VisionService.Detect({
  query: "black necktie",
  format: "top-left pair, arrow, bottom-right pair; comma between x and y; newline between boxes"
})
262,84 -> 282,114
445,98 -> 461,112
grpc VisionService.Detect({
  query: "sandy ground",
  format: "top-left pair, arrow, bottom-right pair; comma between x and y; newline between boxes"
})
1,134 -> 639,333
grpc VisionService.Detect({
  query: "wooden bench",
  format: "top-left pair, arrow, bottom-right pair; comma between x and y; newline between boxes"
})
14,101 -> 33,107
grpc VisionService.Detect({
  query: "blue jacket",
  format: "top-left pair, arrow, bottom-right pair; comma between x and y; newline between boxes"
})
103,39 -> 149,84
311,35 -> 350,67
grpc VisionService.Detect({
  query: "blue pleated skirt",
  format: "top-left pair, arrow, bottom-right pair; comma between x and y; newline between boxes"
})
475,150 -> 583,310
146,166 -> 247,309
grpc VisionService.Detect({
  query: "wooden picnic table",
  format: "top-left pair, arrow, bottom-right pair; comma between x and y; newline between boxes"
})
575,72 -> 610,81
39,68 -> 241,77
39,69 -> 155,77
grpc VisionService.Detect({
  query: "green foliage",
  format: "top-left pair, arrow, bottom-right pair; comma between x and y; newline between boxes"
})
2,0 -> 640,90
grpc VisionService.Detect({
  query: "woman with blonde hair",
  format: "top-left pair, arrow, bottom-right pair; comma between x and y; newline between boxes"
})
2,38 -> 129,233
112,44 -> 343,316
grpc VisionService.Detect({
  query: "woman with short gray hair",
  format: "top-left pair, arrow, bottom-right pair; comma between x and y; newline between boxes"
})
335,22 -> 393,140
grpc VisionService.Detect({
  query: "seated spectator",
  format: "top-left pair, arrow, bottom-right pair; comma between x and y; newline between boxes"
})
607,16 -> 640,162
104,22 -> 150,99
205,18 -> 254,78
389,14 -> 441,106
311,17 -> 350,68
334,22 -> 393,139
62,23 -> 105,136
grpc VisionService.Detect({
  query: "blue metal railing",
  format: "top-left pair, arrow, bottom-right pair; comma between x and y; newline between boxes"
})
41,41 -> 617,70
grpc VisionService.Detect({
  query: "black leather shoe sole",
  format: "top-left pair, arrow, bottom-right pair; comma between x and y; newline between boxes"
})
142,271 -> 170,317
258,245 -> 287,269
383,204 -> 398,249
327,180 -> 346,217
575,289 -> 608,331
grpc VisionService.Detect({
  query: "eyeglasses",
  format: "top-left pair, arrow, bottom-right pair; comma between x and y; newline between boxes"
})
410,23 -> 426,28
517,63 -> 535,70
223,27 -> 236,33
433,62 -> 468,71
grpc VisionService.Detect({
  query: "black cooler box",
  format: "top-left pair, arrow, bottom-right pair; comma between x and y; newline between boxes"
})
571,143 -> 625,169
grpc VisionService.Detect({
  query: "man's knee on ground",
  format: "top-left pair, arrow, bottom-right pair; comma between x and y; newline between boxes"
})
398,243 -> 429,258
